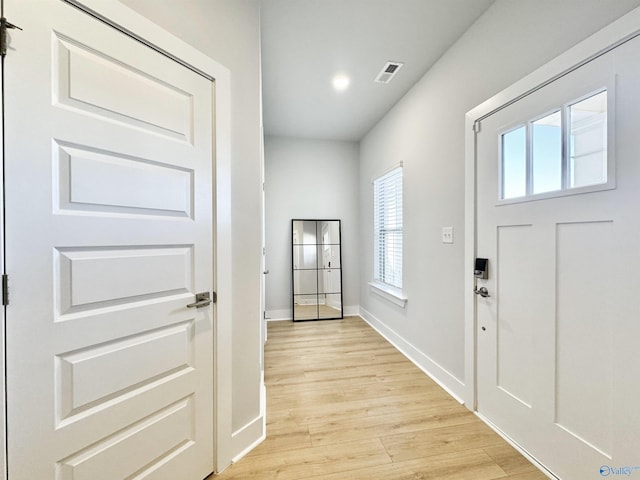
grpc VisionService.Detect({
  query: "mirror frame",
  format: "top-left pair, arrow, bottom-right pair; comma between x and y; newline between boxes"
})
291,219 -> 343,321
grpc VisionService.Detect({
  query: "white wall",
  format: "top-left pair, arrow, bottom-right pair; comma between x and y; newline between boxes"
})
265,136 -> 360,319
119,0 -> 264,459
359,0 -> 640,399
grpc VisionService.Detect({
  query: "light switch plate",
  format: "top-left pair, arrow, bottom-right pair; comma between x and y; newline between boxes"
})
442,227 -> 454,244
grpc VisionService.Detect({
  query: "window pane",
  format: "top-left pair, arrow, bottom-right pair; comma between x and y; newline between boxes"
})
382,231 -> 402,288
569,91 -> 607,188
532,111 -> 562,194
373,167 -> 402,288
502,126 -> 527,199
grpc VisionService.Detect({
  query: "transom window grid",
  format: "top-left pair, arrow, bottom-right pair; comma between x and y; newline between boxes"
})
373,166 -> 403,289
500,89 -> 608,201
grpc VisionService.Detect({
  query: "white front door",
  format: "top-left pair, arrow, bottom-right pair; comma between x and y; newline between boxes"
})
4,1 -> 214,478
475,35 -> 640,479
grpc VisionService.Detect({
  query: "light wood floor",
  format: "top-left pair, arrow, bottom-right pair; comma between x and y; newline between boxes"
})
212,316 -> 548,480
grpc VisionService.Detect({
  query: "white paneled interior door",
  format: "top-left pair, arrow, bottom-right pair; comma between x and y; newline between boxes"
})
4,1 -> 214,478
475,35 -> 640,479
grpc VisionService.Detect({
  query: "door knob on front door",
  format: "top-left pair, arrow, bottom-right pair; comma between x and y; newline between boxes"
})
474,286 -> 490,298
187,292 -> 214,308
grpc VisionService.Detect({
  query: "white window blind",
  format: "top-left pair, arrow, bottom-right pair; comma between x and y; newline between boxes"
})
373,166 -> 403,289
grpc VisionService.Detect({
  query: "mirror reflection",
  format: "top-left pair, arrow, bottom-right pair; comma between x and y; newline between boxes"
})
292,219 -> 343,321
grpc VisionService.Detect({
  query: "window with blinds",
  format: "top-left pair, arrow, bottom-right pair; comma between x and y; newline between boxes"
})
373,166 -> 403,289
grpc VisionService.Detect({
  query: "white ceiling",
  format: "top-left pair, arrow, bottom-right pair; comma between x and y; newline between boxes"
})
260,0 -> 495,142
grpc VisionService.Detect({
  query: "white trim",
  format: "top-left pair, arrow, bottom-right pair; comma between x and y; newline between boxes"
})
359,308 -> 465,402
258,15 -> 267,371
266,317 -> 292,324
229,372 -> 266,467
344,305 -> 360,317
229,414 -> 265,465
0,40 -> 6,480
368,282 -> 407,308
266,309 -> 292,321
68,0 -> 234,472
370,160 -> 404,184
463,113 -> 477,409
464,3 -> 640,420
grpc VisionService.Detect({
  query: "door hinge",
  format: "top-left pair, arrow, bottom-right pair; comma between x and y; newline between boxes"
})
1,17 -> 23,57
473,120 -> 481,133
2,274 -> 8,306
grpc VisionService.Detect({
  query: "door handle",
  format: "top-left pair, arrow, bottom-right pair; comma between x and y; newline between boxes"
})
474,286 -> 490,298
187,292 -> 215,308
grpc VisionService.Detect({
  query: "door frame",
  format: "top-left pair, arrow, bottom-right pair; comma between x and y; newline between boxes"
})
0,0 -> 233,475
463,0 -> 640,429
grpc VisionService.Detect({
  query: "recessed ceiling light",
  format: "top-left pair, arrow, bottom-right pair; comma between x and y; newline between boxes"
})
332,75 -> 350,92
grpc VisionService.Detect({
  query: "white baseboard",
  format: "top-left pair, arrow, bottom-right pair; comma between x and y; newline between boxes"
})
266,305 -> 359,321
230,414 -> 264,463
230,379 -> 266,463
359,307 -> 465,403
344,305 -> 360,316
265,309 -> 291,321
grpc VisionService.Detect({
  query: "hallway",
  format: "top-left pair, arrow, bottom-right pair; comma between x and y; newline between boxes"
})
213,317 -> 548,479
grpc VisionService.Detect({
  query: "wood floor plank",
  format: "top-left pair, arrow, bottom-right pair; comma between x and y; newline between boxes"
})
214,438 -> 391,479
502,471 -> 550,480
247,421 -> 313,456
305,448 -> 508,480
273,387 -> 462,427
295,362 -> 418,385
267,386 -> 348,414
482,444 -> 539,476
342,377 -> 452,402
213,317 -> 545,480
381,420 -> 507,462
265,351 -> 407,379
309,405 -> 477,447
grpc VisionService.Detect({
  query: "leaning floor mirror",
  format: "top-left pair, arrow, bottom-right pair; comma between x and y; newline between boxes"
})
291,219 -> 343,321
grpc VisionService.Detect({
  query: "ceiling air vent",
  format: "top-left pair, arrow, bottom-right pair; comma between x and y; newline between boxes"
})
374,61 -> 404,84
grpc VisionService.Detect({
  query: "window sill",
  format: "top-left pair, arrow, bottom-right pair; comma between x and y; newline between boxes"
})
369,282 -> 407,308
